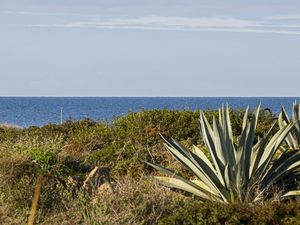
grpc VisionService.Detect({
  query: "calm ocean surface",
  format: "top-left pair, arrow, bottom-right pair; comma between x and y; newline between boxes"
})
0,97 -> 299,127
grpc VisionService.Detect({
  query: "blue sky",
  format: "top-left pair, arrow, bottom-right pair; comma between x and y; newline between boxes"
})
1,0 -> 300,96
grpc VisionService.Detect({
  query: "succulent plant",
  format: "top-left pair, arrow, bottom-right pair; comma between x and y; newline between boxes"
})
146,105 -> 300,203
279,101 -> 300,150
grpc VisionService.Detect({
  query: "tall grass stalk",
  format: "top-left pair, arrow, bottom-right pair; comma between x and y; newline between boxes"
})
28,174 -> 43,225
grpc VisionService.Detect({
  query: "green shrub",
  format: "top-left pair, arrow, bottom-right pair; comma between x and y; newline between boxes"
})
158,199 -> 300,225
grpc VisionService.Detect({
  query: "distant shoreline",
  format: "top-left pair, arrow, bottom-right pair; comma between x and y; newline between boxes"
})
0,123 -> 23,129
0,97 -> 299,127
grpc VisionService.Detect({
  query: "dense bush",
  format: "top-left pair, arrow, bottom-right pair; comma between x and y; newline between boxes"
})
158,199 -> 300,225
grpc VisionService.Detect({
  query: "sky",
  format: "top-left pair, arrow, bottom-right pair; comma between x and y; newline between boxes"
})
1,0 -> 300,97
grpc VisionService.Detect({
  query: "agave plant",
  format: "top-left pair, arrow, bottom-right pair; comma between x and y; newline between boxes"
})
146,105 -> 300,203
279,101 -> 300,150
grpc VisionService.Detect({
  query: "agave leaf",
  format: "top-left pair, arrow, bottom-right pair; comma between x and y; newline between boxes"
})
199,111 -> 225,185
144,161 -> 191,179
162,143 -> 210,182
145,161 -> 221,196
191,179 -> 216,194
279,104 -> 299,149
222,105 -> 235,160
214,116 -> 236,175
224,164 -> 231,189
219,107 -> 232,149
189,150 -> 229,193
282,190 -> 300,198
154,176 -> 224,202
213,117 -> 226,166
242,107 -> 249,130
161,141 -> 227,198
280,106 -> 290,124
213,117 -> 235,185
293,101 -> 300,131
262,154 -> 300,188
234,149 -> 243,194
244,105 -> 260,186
235,116 -> 251,193
250,123 -> 276,177
263,150 -> 300,179
160,134 -> 190,158
163,139 -> 231,201
192,145 -> 215,172
256,122 -> 296,178
224,104 -> 234,144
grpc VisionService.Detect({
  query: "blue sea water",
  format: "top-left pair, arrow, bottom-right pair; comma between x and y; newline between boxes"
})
0,97 -> 299,127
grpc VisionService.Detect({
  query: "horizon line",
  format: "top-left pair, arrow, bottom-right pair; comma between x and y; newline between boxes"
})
0,96 -> 300,98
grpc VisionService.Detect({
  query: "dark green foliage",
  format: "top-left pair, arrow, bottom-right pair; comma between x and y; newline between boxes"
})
158,199 -> 300,225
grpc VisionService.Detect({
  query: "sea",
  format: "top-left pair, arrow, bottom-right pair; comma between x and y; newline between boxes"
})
0,97 -> 299,127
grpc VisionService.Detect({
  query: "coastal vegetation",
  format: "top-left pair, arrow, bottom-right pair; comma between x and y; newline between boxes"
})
0,107 -> 300,224
147,105 -> 300,204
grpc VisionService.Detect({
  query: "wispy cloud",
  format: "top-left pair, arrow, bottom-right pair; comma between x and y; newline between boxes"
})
28,16 -> 263,29
265,14 -> 300,20
2,10 -> 97,17
4,10 -> 300,35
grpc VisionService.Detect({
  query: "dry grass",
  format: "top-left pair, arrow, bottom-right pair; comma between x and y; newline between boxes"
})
81,176 -> 183,225
28,174 -> 43,225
